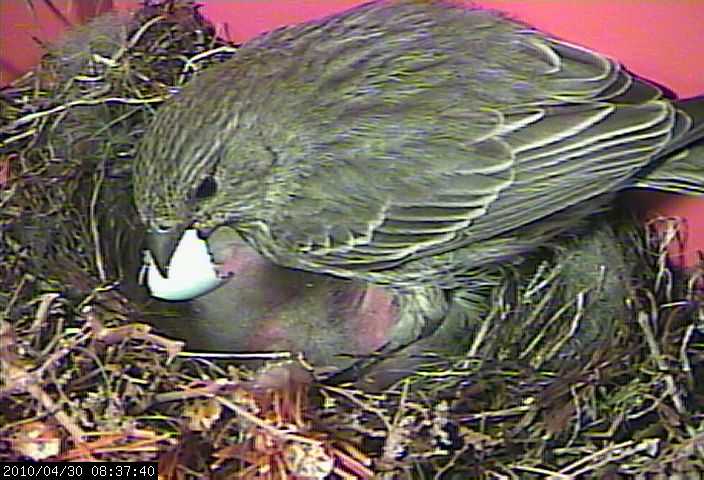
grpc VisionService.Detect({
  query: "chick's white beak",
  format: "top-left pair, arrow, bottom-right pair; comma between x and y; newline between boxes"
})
142,229 -> 225,301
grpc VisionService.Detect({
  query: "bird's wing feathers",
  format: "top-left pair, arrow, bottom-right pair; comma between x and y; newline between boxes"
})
473,101 -> 674,238
268,98 -> 673,274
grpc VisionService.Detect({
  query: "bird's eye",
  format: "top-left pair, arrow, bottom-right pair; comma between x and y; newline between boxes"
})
194,175 -> 218,200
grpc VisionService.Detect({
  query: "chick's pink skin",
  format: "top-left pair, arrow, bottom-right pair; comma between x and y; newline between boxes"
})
179,228 -> 399,368
243,286 -> 396,355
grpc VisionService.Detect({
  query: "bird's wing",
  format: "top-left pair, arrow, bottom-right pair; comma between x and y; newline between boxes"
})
633,97 -> 704,194
262,37 -> 679,274
269,107 -> 673,273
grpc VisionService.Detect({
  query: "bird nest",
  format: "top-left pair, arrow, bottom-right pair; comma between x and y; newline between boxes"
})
1,1 -> 704,478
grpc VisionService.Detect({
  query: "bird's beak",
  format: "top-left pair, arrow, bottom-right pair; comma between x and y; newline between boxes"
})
147,226 -> 186,278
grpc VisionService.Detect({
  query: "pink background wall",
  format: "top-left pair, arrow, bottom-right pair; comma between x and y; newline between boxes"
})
2,0 -> 703,265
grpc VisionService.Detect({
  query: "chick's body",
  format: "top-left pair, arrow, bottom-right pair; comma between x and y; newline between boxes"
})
135,0 -> 704,353
182,228 -> 399,369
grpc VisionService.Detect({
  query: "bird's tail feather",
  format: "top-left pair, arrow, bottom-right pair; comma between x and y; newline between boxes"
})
634,96 -> 704,195
673,95 -> 704,148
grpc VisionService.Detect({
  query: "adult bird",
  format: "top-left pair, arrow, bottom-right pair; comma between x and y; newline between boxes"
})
134,0 -> 704,359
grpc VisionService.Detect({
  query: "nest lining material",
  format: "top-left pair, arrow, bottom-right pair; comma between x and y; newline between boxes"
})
1,1 -> 704,478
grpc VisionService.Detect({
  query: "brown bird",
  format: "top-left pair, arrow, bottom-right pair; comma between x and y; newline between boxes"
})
133,0 -> 704,379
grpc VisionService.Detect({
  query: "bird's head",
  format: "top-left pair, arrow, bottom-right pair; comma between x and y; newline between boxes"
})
133,86 -> 279,286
